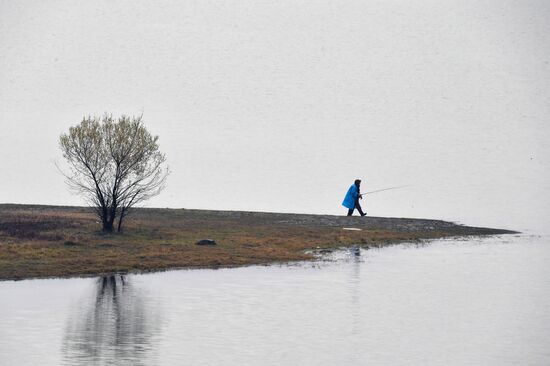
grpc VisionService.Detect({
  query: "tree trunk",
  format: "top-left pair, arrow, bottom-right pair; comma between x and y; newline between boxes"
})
102,210 -> 116,232
117,210 -> 125,232
102,220 -> 114,232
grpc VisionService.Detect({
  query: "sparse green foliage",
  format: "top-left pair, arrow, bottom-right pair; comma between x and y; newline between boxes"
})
59,114 -> 169,232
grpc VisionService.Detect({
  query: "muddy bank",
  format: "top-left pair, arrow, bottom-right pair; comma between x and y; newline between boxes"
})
0,204 -> 516,280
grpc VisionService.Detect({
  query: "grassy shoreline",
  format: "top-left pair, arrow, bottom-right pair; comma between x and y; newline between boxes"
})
0,204 -> 516,281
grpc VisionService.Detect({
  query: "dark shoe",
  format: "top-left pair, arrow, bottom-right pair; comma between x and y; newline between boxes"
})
361,212 -> 367,217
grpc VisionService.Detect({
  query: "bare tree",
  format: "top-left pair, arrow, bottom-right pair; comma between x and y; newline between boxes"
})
59,114 -> 169,232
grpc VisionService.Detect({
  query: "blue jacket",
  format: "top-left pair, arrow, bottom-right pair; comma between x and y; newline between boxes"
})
342,184 -> 359,209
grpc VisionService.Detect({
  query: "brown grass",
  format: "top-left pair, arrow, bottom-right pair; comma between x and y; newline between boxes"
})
0,204 -> 514,280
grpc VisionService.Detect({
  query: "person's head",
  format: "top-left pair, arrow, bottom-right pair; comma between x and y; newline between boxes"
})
354,179 -> 361,186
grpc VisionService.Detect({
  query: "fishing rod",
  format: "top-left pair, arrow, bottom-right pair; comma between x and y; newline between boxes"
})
360,185 -> 411,197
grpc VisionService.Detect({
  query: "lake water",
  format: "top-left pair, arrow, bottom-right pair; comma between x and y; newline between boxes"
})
2,0 -> 549,236
1,234 -> 549,366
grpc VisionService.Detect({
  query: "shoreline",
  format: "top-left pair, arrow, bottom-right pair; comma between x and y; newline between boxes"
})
0,204 -> 517,281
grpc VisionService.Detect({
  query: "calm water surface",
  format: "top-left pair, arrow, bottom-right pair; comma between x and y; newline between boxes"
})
1,234 -> 549,366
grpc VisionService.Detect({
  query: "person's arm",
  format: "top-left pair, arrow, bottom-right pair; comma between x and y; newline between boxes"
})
352,186 -> 359,200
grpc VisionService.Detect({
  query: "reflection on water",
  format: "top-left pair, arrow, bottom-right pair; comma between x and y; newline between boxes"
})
61,275 -> 161,366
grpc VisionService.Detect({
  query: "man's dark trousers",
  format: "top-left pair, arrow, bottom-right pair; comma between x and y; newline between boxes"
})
347,199 -> 365,216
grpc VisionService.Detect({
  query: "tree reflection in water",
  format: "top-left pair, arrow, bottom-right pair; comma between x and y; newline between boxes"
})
62,275 -> 160,366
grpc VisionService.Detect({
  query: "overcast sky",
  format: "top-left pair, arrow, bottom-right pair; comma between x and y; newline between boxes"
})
1,0 -> 549,233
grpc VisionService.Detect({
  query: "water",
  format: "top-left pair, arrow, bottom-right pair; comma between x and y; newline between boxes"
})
1,234 -> 549,365
1,0 -> 549,235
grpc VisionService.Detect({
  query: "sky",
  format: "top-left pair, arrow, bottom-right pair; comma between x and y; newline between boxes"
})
1,0 -> 549,234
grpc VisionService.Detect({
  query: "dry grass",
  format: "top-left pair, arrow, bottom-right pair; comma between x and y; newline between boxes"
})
0,204 -> 514,280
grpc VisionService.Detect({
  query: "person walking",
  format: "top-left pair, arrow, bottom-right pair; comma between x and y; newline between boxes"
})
342,179 -> 366,216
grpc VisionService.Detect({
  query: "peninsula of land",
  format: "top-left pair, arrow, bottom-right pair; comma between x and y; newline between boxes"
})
0,204 -> 516,280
